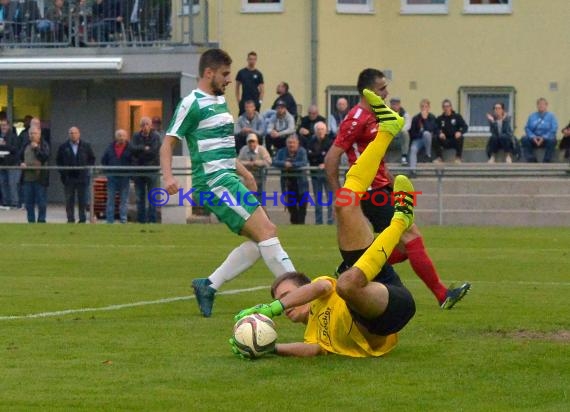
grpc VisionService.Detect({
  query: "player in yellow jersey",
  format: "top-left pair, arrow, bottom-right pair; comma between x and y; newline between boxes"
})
232,89 -> 417,357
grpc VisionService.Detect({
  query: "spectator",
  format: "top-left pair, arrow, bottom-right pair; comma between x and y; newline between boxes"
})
271,81 -> 298,120
46,0 -> 69,42
235,51 -> 264,115
56,126 -> 96,223
521,98 -> 558,163
266,100 -> 296,155
20,126 -> 49,223
273,135 -> 308,225
91,0 -> 124,43
0,0 -> 19,41
234,99 -> 265,154
101,129 -> 132,224
559,121 -> 570,160
297,105 -> 326,148
0,118 -> 20,208
19,117 -> 50,148
434,99 -> 468,163
237,133 -> 271,198
306,121 -> 333,225
151,116 -> 166,142
328,97 -> 350,138
131,116 -> 160,223
389,97 -> 411,166
486,103 -> 514,164
408,98 -> 438,174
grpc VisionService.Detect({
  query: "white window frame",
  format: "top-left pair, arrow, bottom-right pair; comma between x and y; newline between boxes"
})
458,86 -> 516,136
400,0 -> 449,15
241,0 -> 284,14
336,0 -> 375,14
182,0 -> 200,16
463,0 -> 512,15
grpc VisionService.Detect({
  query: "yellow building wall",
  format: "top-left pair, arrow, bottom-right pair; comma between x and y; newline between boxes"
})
209,0 -> 568,135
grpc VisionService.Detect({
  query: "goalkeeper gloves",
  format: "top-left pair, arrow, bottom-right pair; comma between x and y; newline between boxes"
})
234,300 -> 284,321
362,88 -> 404,136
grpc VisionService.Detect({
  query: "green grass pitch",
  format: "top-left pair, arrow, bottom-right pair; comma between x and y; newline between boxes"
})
1,224 -> 568,411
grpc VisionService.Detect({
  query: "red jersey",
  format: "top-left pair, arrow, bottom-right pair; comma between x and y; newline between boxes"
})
333,104 -> 391,190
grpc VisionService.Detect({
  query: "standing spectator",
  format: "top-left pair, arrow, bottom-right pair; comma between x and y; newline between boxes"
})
271,81 -> 298,120
559,121 -> 570,160
266,100 -> 296,154
297,105 -> 326,148
486,103 -> 514,164
0,118 -> 20,209
235,51 -> 264,115
19,117 -> 51,148
151,116 -> 166,142
389,97 -> 411,165
521,98 -> 558,163
234,99 -> 265,154
56,126 -> 96,223
273,135 -> 309,225
237,133 -> 272,198
131,116 -> 160,223
328,97 -> 350,138
91,0 -> 124,43
20,126 -> 50,223
408,98 -> 438,174
306,121 -> 333,225
101,129 -> 132,224
434,99 -> 468,163
46,0 -> 69,42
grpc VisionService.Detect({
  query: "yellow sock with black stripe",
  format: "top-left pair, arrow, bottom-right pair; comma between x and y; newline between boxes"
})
343,130 -> 393,194
353,218 -> 407,281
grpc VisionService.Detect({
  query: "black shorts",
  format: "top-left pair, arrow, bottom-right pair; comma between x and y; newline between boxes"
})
360,187 -> 394,233
348,265 -> 416,336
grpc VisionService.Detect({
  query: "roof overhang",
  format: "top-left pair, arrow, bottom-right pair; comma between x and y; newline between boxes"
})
0,57 -> 123,71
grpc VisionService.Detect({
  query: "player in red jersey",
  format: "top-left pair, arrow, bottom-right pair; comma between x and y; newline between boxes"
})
325,68 -> 470,309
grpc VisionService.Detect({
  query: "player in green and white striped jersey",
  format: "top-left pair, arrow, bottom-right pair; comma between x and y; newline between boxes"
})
161,49 -> 296,317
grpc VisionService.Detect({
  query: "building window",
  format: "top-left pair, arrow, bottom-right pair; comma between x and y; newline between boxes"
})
337,0 -> 375,14
400,0 -> 448,15
182,0 -> 200,15
458,86 -> 516,135
326,86 -> 360,120
463,0 -> 512,15
241,0 -> 284,13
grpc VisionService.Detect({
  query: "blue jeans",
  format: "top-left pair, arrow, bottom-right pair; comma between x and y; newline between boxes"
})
23,181 -> 47,223
0,169 -> 9,206
521,136 -> 557,162
409,131 -> 433,171
311,173 -> 333,225
134,175 -> 159,223
106,176 -> 130,223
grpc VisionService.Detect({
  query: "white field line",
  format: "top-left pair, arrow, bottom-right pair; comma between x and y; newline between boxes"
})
17,243 -> 178,249
0,285 -> 269,321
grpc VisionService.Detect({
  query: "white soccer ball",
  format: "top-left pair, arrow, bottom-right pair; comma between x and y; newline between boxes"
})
233,313 -> 277,358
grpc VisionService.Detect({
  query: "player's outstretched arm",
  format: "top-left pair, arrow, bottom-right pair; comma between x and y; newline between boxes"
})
236,160 -> 258,192
275,342 -> 324,357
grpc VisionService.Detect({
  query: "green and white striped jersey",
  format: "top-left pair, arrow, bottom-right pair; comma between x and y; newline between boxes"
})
167,89 -> 236,186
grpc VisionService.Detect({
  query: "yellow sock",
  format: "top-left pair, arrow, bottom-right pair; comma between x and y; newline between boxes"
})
353,218 -> 407,281
343,130 -> 393,194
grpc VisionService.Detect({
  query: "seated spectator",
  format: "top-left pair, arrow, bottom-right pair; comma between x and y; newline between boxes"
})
327,97 -> 349,138
0,118 -> 20,208
271,81 -> 298,120
91,0 -> 124,43
297,105 -> 326,148
20,125 -> 49,223
389,97 -> 411,165
306,121 -> 333,225
521,98 -> 558,163
434,99 -> 468,164
101,129 -> 131,224
45,0 -> 69,42
237,133 -> 271,197
408,98 -> 438,174
273,134 -> 308,225
486,103 -> 514,164
266,99 -> 295,155
559,121 -> 570,160
234,99 -> 265,154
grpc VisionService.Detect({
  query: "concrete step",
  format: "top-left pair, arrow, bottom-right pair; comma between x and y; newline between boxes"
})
414,209 -> 570,227
409,177 -> 570,195
414,193 -> 570,211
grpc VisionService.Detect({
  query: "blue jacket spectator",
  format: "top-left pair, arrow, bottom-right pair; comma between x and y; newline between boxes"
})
521,98 -> 558,163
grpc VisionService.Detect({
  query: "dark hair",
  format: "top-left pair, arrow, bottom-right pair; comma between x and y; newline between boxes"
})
199,48 -> 232,77
247,51 -> 257,58
357,68 -> 385,95
244,99 -> 256,107
494,102 -> 505,110
271,272 -> 311,299
281,81 -> 289,92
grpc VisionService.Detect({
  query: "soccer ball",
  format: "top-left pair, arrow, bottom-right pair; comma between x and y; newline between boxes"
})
233,314 -> 277,358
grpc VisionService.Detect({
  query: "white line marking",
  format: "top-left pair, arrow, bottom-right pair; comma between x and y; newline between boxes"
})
0,285 -> 269,321
17,244 -> 178,249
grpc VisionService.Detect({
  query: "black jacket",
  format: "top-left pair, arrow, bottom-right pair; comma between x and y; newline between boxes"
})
56,140 -> 96,184
101,141 -> 133,176
410,112 -> 439,141
436,111 -> 468,139
130,131 -> 161,166
20,140 -> 50,186
0,130 -> 20,166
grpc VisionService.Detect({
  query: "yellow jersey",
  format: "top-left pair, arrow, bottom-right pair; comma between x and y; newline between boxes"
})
303,276 -> 398,357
